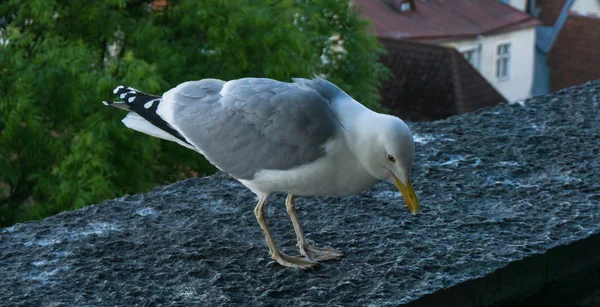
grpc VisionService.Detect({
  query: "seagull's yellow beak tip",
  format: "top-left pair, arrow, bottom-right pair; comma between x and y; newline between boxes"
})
407,199 -> 419,216
392,174 -> 420,216
411,207 -> 419,216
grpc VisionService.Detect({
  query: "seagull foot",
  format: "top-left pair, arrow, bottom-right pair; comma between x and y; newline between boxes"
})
300,245 -> 344,262
272,252 -> 319,270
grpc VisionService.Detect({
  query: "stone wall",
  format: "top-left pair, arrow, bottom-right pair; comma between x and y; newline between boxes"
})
1,81 -> 599,306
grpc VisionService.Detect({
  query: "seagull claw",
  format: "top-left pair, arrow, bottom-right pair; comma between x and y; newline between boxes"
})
300,244 -> 344,262
272,252 -> 319,270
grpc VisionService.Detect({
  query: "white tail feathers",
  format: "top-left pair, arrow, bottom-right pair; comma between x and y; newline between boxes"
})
121,113 -> 197,151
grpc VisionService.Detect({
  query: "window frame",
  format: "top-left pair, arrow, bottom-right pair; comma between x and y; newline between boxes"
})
462,48 -> 480,70
496,43 -> 511,81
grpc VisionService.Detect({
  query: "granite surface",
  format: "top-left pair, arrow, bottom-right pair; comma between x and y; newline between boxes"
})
1,81 -> 599,306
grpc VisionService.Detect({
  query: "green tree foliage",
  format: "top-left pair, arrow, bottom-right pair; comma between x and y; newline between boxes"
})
0,0 -> 389,227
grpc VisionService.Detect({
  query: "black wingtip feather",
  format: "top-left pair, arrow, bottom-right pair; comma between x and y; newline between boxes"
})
109,85 -> 191,146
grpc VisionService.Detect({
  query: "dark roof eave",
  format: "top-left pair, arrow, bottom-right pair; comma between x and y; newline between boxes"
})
482,18 -> 542,36
379,17 -> 541,43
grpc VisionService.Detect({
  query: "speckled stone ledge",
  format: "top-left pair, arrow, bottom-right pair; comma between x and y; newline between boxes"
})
1,81 -> 599,306
406,233 -> 600,306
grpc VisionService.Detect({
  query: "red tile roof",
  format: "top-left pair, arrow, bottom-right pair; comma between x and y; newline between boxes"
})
536,0 -> 568,26
378,38 -> 506,121
547,12 -> 600,92
353,0 -> 540,41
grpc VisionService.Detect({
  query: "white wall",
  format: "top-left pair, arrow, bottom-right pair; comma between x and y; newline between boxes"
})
571,0 -> 600,14
441,27 -> 537,102
505,0 -> 528,11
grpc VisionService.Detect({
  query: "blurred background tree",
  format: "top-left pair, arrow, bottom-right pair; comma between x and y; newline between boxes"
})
0,0 -> 388,227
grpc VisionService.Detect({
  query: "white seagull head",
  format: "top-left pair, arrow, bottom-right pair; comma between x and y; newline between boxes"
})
358,114 -> 420,215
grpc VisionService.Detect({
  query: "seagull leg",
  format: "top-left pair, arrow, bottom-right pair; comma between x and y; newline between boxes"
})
286,194 -> 343,262
254,195 -> 318,269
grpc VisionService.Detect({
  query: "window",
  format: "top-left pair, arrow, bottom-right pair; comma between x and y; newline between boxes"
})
462,48 -> 479,70
386,0 -> 414,13
400,1 -> 411,11
496,43 -> 511,80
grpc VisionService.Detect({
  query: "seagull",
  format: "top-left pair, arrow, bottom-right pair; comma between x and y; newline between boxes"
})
103,77 -> 420,269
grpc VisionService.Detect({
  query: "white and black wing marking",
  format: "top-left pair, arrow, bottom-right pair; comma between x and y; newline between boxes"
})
103,85 -> 197,150
104,78 -> 343,180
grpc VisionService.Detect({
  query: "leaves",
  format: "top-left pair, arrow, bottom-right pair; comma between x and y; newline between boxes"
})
0,0 -> 388,227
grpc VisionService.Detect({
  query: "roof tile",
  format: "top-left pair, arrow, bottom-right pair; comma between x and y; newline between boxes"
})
378,38 -> 506,121
547,13 -> 600,92
353,0 -> 540,41
536,0 -> 568,26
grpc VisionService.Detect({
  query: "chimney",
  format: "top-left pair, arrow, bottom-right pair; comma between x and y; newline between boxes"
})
385,0 -> 416,13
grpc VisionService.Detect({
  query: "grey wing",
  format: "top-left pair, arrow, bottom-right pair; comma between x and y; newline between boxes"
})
158,78 -> 341,180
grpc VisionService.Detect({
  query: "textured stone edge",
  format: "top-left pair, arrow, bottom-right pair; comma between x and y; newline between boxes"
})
404,232 -> 600,306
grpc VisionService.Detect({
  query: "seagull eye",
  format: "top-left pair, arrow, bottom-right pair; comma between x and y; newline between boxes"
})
387,154 -> 396,162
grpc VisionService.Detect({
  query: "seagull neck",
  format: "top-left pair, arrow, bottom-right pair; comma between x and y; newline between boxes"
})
345,108 -> 386,151
350,108 -> 384,136
333,97 -> 386,160
335,99 -> 372,128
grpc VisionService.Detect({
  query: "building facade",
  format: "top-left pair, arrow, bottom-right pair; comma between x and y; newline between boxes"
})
354,0 -> 540,103
441,27 -> 537,102
530,0 -> 600,95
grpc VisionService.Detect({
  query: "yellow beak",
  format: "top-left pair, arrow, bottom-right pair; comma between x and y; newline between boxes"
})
392,174 -> 420,215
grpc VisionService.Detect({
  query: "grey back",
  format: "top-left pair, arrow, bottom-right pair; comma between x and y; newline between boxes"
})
163,78 -> 341,180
